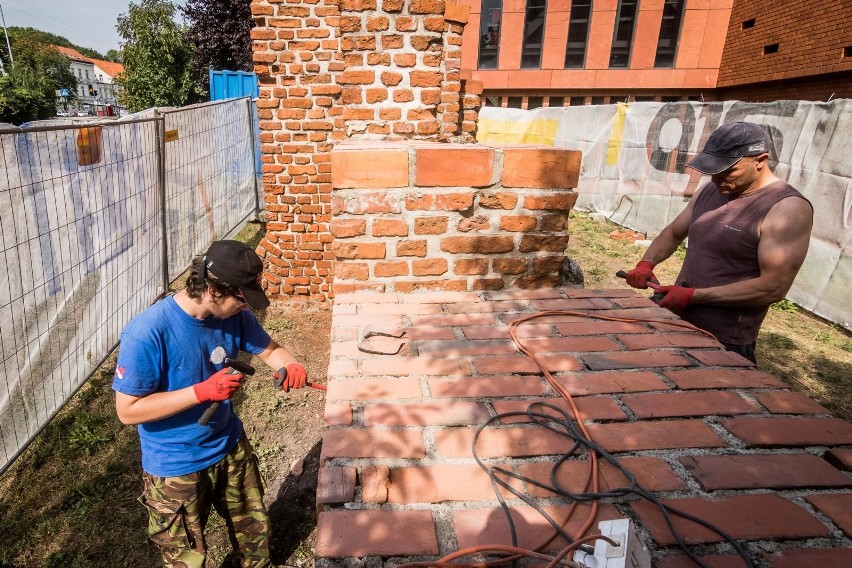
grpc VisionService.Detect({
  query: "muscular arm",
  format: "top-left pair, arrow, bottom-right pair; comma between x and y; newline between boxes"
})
115,388 -> 199,425
640,192 -> 696,266
692,196 -> 813,307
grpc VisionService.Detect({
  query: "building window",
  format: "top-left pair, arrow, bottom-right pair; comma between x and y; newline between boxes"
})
521,0 -> 548,68
485,96 -> 501,106
527,96 -> 543,109
507,96 -> 523,109
590,96 -> 606,105
742,18 -> 756,29
763,43 -> 779,55
654,0 -> 685,68
479,0 -> 503,69
609,0 -> 638,68
564,0 -> 592,68
548,96 -> 564,107
570,96 -> 586,106
634,96 -> 655,102
661,96 -> 682,102
844,46 -> 852,58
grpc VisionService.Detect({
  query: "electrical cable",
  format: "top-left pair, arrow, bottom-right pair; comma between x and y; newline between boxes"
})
396,308 -> 755,568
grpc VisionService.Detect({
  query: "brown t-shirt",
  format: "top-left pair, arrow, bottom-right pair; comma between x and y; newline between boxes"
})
676,180 -> 810,345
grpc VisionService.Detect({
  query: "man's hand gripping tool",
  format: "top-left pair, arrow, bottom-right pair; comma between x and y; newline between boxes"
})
198,358 -> 255,426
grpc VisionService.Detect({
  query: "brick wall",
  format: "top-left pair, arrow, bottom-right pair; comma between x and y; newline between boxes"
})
329,142 -> 581,293
718,0 -> 852,89
713,72 -> 852,103
252,0 -> 484,301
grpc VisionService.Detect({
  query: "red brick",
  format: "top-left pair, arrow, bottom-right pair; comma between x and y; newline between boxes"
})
502,149 -> 581,189
321,429 -> 425,459
329,241 -> 386,260
664,368 -> 786,389
479,192 -> 518,209
324,402 -> 353,426
334,262 -> 369,281
463,323 -> 554,340
316,510 -> 438,557
410,312 -> 498,327
372,218 -> 408,237
767,548 -> 852,567
519,336 -> 622,353
553,321 -> 650,335
361,356 -> 472,377
804,493 -> 852,537
414,216 -> 449,234
685,349 -> 755,367
316,466 -> 356,505
583,351 -> 694,370
427,376 -> 549,398
553,371 -> 671,395
500,215 -> 537,232
753,391 -> 832,415
529,298 -> 613,311
327,377 -> 422,401
472,354 -> 582,375
361,464 -> 389,503
436,193 -> 475,211
441,235 -> 515,254
331,148 -> 408,188
632,495 -> 829,545
658,555 -> 745,568
680,454 -> 852,490
412,258 -> 448,276
396,239 -> 427,257
622,391 -> 756,418
521,456 -> 685,496
364,401 -> 489,426
435,426 -> 575,458
585,420 -> 726,452
617,333 -> 722,350
493,396 -> 628,423
415,147 -> 494,187
825,448 -> 852,471
385,464 -> 510,503
453,504 -> 621,551
330,218 -> 366,237
720,417 -> 852,447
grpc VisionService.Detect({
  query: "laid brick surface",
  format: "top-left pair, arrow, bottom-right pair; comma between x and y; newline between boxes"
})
804,493 -> 852,537
721,417 -> 852,447
632,494 -> 830,544
657,554 -> 746,568
622,391 -> 756,418
316,510 -> 438,557
680,454 -> 852,490
318,289 -> 852,562
585,420 -> 727,452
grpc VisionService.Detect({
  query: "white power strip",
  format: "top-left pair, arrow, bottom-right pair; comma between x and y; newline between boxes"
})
572,518 -> 651,568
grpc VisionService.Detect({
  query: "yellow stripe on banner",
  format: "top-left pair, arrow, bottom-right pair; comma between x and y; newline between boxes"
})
606,103 -> 628,166
477,117 -> 559,146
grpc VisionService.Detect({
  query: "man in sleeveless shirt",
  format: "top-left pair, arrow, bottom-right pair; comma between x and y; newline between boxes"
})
625,121 -> 813,363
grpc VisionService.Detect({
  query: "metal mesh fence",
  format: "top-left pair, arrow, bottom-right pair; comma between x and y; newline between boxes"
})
0,97 -> 259,474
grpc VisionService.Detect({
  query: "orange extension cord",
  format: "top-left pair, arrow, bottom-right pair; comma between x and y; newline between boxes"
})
397,309 -> 718,568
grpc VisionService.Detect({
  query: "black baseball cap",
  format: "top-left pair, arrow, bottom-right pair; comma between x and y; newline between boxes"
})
202,240 -> 270,309
686,121 -> 773,175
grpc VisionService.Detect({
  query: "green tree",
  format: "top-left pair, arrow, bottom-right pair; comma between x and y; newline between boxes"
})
105,49 -> 123,63
181,0 -> 254,92
0,33 -> 77,124
115,0 -> 203,112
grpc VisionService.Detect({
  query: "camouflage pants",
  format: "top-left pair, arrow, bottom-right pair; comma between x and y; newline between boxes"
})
139,435 -> 271,568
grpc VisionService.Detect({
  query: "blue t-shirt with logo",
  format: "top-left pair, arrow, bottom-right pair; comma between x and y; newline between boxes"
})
112,295 -> 271,477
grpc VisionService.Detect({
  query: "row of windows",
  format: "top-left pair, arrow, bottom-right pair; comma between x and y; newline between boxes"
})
484,94 -> 699,109
479,0 -> 686,70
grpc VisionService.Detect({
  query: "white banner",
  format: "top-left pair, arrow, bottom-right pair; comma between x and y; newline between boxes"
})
478,100 -> 852,330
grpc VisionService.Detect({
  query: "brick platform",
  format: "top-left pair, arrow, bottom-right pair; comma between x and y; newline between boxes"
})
316,288 -> 852,566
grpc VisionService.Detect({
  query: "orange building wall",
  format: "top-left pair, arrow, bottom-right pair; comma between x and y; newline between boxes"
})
464,0 -> 732,94
717,0 -> 852,89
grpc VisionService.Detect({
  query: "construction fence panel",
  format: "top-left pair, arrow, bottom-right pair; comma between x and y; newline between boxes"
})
477,99 -> 852,330
0,97 -> 258,474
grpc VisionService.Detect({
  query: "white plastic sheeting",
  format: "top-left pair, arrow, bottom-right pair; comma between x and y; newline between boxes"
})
478,100 -> 852,330
0,98 -> 258,473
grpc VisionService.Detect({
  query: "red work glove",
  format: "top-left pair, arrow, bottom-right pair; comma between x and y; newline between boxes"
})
657,285 -> 696,313
273,362 -> 307,392
193,367 -> 244,403
626,260 -> 658,288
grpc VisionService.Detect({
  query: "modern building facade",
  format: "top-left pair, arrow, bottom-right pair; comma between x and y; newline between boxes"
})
459,0 -> 852,108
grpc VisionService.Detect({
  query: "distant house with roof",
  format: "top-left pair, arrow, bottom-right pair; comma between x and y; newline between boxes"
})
54,46 -> 124,116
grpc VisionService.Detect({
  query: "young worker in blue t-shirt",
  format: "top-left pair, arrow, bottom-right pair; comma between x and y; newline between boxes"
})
112,240 -> 307,568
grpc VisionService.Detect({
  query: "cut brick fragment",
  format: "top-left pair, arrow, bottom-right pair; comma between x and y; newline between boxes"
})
316,466 -> 356,505
804,493 -> 852,537
720,417 -> 852,447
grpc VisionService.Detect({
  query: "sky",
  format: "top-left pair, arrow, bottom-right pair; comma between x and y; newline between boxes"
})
1,0 -> 187,56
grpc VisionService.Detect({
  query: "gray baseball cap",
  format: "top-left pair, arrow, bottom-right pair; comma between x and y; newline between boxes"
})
686,121 -> 773,175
